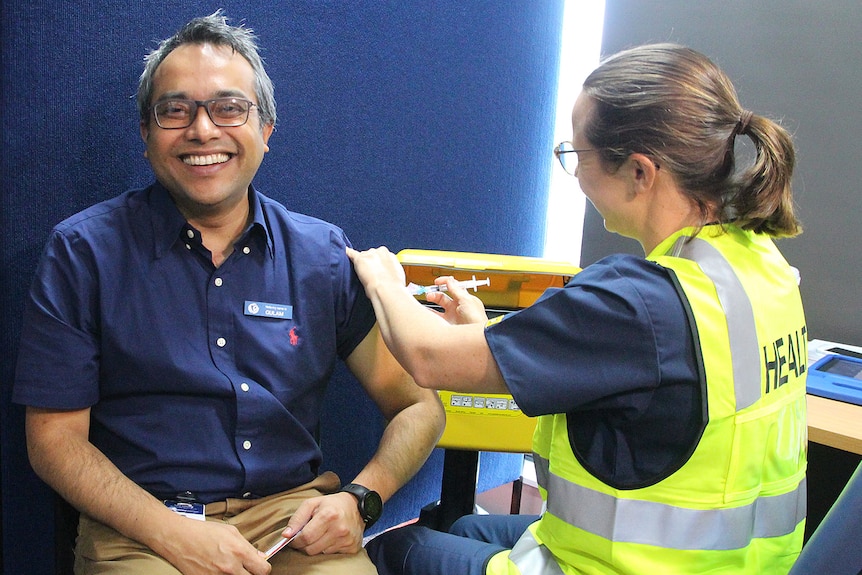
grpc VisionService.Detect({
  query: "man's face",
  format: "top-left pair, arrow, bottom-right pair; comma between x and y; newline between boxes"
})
140,43 -> 274,218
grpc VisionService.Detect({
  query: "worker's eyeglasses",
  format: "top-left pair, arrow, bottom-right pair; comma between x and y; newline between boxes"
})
151,97 -> 258,129
553,141 -> 598,176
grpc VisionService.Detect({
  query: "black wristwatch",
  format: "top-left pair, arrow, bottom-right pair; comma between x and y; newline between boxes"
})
339,483 -> 383,529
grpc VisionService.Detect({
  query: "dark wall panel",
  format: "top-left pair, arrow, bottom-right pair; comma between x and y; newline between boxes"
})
1,2 -> 564,572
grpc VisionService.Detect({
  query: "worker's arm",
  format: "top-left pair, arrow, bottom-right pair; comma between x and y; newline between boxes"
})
347,246 -> 509,394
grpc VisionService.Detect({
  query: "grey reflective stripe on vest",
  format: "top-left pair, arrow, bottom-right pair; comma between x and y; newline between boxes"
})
668,236 -> 761,410
534,452 -> 550,491
533,454 -> 806,551
509,527 -> 566,575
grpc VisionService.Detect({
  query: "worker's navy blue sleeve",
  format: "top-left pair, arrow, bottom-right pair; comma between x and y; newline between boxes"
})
485,254 -> 697,419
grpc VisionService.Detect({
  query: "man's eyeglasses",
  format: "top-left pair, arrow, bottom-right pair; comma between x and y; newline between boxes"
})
553,141 -> 598,176
151,97 -> 258,129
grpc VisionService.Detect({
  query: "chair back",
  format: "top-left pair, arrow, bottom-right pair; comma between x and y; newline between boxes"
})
790,461 -> 862,575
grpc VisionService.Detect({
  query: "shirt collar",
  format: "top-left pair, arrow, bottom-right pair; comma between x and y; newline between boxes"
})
149,182 -> 274,261
247,185 -> 275,260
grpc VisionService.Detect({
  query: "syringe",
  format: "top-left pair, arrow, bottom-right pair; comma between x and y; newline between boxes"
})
407,275 -> 490,296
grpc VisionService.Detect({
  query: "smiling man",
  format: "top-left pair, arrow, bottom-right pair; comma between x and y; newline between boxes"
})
140,40 -> 274,266
13,11 -> 444,575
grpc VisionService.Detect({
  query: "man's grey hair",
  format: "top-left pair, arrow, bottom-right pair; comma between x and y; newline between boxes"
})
137,10 -> 276,128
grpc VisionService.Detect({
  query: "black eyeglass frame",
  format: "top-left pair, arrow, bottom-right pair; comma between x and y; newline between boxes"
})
553,142 -> 599,176
150,97 -> 258,129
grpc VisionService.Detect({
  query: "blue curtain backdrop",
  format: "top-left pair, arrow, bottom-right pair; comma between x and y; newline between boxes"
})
0,2 -> 564,572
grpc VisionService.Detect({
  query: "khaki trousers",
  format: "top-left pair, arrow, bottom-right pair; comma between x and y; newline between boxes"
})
73,472 -> 378,575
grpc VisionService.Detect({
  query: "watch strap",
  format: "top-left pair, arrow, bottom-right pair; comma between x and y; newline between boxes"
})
339,483 -> 383,528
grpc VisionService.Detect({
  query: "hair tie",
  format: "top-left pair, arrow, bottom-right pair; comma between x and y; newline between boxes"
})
736,110 -> 754,135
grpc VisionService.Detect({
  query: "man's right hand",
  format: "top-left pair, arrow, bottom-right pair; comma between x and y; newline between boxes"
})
25,407 -> 271,575
155,516 -> 272,575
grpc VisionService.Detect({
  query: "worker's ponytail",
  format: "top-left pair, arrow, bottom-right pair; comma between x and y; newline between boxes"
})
583,43 -> 802,238
728,112 -> 801,237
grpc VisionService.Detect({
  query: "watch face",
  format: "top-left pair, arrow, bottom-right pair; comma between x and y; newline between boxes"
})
363,490 -> 383,522
342,484 -> 383,527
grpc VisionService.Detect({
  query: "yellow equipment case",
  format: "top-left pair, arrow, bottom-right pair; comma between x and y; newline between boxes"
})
398,249 -> 580,451
397,249 -> 580,528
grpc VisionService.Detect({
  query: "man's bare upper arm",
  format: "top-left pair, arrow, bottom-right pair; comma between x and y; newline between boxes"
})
345,324 -> 435,421
25,406 -> 91,464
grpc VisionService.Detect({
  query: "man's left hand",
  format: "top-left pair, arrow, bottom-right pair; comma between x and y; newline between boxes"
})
280,491 -> 366,555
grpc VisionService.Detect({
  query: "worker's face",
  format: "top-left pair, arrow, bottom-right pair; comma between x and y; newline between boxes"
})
570,93 -> 637,237
140,43 -> 273,218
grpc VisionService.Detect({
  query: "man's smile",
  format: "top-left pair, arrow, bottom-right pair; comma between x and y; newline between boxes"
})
182,152 -> 232,166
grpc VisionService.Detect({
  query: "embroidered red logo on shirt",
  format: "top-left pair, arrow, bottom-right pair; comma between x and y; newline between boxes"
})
289,326 -> 299,346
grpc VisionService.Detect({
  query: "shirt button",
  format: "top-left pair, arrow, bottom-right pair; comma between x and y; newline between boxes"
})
243,492 -> 253,498
186,229 -> 195,239
243,440 -> 252,450
242,246 -> 251,255
185,243 -> 191,250
216,337 -> 226,347
240,383 -> 250,392
214,277 -> 223,287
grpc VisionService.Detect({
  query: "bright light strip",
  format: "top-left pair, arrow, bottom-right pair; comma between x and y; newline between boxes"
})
544,0 -> 605,266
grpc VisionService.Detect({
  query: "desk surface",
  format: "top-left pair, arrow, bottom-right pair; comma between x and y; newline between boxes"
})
808,394 -> 862,455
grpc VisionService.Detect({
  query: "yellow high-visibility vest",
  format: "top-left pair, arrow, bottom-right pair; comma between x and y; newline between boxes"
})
488,225 -> 807,575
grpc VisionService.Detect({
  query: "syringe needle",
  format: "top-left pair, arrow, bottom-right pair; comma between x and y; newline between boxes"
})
408,276 -> 490,296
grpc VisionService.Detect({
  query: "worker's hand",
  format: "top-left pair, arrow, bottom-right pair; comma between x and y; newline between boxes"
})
346,246 -> 406,294
158,517 -> 272,575
280,491 -> 365,556
425,276 -> 488,325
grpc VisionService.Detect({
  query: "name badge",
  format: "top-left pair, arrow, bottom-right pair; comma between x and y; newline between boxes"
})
164,500 -> 206,521
244,301 -> 293,320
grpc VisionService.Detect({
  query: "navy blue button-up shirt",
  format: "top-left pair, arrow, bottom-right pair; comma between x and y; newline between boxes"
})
14,183 -> 376,503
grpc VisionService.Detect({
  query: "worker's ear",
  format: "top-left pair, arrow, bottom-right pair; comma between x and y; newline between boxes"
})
628,153 -> 660,194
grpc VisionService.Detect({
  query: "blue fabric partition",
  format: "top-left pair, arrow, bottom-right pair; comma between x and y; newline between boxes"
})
0,2 -> 563,572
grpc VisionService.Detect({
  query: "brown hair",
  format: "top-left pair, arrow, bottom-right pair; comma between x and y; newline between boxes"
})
582,44 -> 801,237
